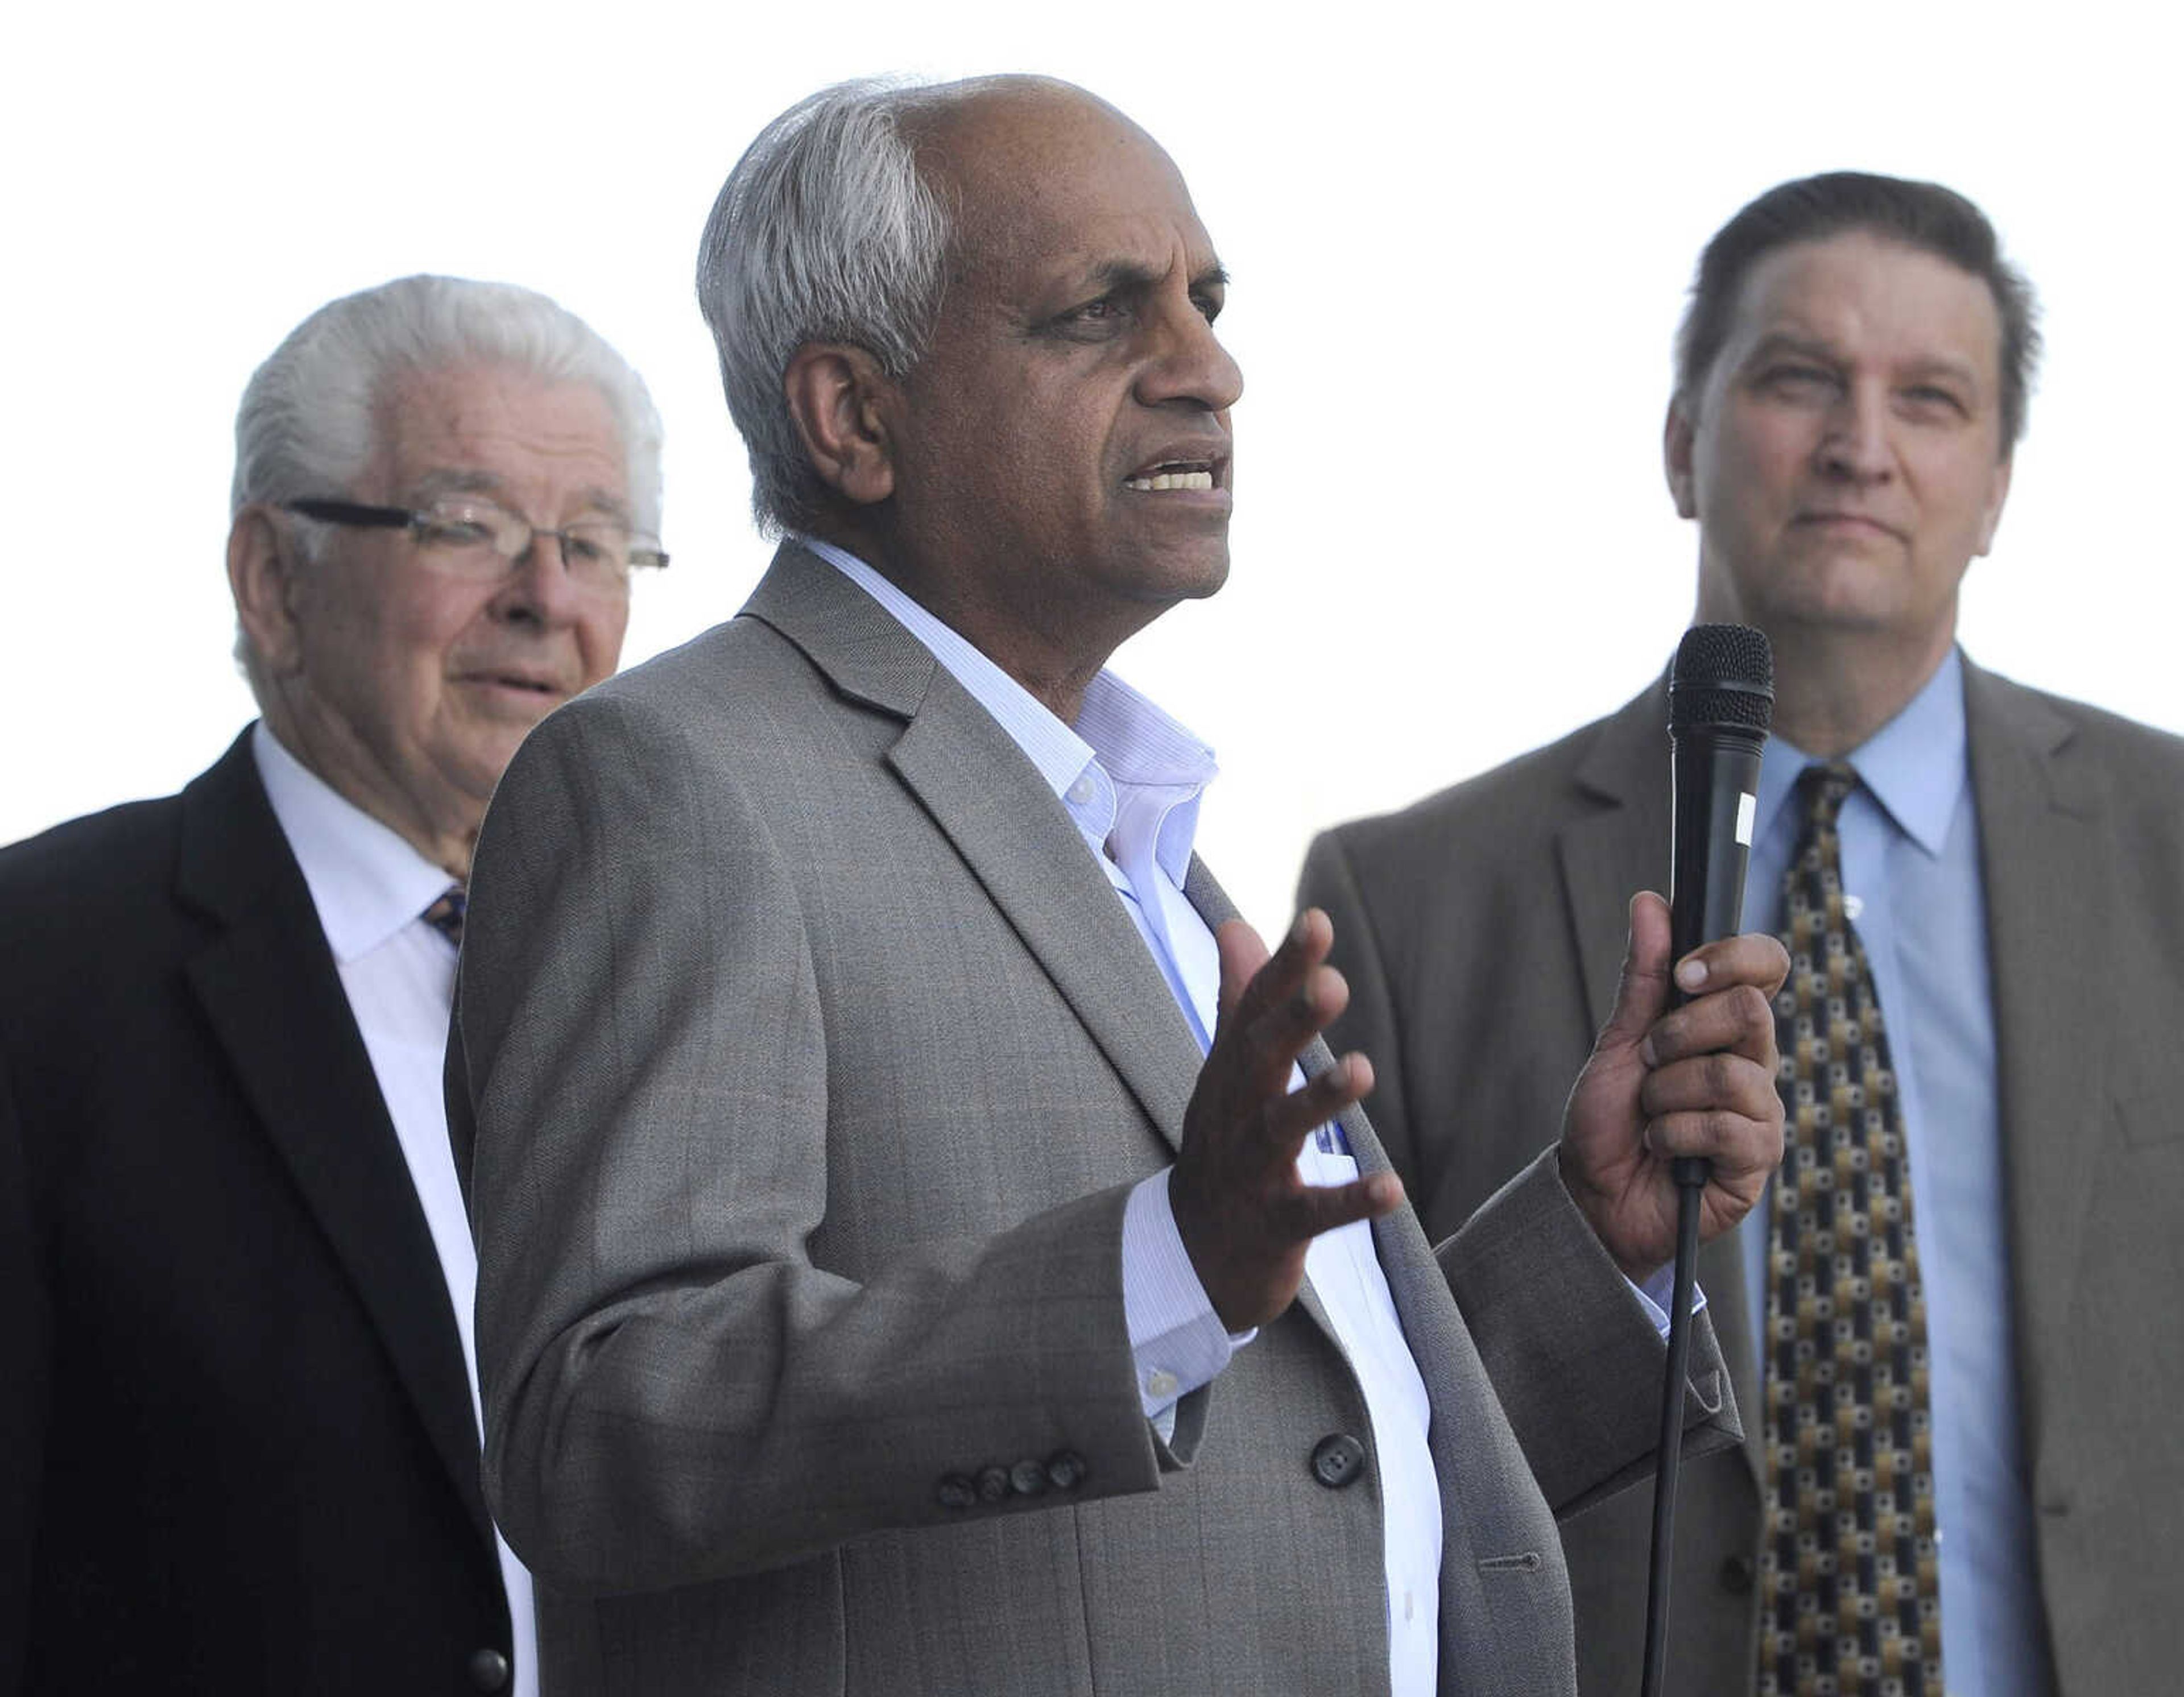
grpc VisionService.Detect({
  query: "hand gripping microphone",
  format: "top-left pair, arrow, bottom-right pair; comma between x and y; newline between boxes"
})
1640,623 -> 1773,1697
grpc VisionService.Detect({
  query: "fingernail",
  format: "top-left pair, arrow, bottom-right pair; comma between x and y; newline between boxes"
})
1675,958 -> 1708,992
1289,911 -> 1312,946
1640,1035 -> 1658,1067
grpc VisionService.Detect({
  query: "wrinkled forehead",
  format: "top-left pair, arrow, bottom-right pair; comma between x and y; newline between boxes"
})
368,360 -> 634,514
1725,230 -> 2004,368
915,84 -> 1214,283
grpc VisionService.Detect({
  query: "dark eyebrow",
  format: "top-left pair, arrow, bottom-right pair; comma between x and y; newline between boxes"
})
1076,259 -> 1230,297
1740,332 -> 1984,399
1742,332 -> 1840,368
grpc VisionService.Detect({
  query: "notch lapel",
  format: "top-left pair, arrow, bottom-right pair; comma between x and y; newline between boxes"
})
1556,684 -> 1673,1034
1964,662 -> 2108,1472
1554,682 -> 1761,1466
745,545 -> 1206,1157
175,738 -> 495,1545
887,682 -> 1207,1152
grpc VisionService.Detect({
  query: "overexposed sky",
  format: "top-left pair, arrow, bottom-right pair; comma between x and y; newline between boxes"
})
7,1 -> 2179,931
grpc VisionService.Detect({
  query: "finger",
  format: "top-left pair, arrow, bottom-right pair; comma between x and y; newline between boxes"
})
1277,1169 -> 1405,1242
1228,962 -> 1354,1099
1596,891 -> 1674,1054
1639,1050 -> 1782,1124
1642,983 -> 1778,1068
1642,1107 -> 1783,1180
1217,909 -> 1332,1033
1671,930 -> 1791,1000
1213,916 -> 1275,1027
1253,1052 -> 1374,1152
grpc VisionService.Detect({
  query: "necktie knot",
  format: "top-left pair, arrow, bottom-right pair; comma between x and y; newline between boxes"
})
423,885 -> 466,949
1796,760 -> 1860,831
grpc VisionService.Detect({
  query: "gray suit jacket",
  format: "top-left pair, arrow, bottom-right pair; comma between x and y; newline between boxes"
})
1300,656 -> 2184,1696
449,544 -> 1739,1696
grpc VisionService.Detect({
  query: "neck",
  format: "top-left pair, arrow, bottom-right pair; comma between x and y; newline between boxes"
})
1759,623 -> 1955,759
808,518 -> 1150,726
258,696 -> 477,881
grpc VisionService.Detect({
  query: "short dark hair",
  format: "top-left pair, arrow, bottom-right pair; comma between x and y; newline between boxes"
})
1673,171 -> 2041,449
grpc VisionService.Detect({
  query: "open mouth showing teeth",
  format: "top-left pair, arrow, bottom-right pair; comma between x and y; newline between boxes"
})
1124,462 -> 1214,492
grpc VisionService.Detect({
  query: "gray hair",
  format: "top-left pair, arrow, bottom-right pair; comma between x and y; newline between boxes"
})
696,77 -> 961,535
233,274 -> 665,537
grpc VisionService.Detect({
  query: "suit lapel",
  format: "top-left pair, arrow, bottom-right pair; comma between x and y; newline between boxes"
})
175,735 -> 495,1545
746,545 -> 1206,1157
1964,661 -> 2108,1470
1554,681 -> 1763,1467
889,684 -> 1206,1152
1556,682 -> 1674,1032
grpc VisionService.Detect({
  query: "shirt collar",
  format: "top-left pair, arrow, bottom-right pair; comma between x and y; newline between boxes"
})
797,536 -> 1218,881
1753,645 -> 1967,858
251,722 -> 458,963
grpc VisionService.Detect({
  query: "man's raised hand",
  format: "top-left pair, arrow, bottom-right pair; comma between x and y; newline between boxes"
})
1168,909 -> 1403,1332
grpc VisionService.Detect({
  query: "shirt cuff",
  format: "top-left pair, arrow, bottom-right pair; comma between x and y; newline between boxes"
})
1627,1263 -> 1709,1339
1122,1169 -> 1255,1429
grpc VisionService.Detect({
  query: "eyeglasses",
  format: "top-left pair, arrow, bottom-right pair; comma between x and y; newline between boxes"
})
283,495 -> 668,592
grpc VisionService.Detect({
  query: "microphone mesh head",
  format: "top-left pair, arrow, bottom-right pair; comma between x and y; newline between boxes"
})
1669,624 -> 1774,733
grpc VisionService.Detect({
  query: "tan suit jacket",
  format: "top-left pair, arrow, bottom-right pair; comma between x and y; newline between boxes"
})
1300,656 -> 2184,1695
448,545 -> 1744,1696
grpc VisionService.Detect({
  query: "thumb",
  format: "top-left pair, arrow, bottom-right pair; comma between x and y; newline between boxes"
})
1213,916 -> 1273,1027
1597,891 -> 1673,1058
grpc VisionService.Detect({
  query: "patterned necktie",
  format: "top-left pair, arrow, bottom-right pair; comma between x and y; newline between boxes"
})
1758,764 -> 1942,1696
423,885 -> 466,949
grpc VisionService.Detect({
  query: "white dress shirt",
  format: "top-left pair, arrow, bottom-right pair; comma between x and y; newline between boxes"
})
253,724 -> 538,1697
800,539 -> 1442,1696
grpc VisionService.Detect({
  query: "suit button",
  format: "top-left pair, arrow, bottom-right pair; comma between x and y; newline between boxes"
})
936,1474 -> 978,1510
1310,1433 -> 1367,1489
1010,1459 -> 1050,1497
1046,1450 -> 1089,1491
468,1648 -> 511,1692
1720,1554 -> 1755,1595
977,1466 -> 1012,1504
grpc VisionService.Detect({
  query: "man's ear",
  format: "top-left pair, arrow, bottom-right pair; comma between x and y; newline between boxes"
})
784,344 -> 898,507
228,506 -> 307,675
1663,399 -> 1701,520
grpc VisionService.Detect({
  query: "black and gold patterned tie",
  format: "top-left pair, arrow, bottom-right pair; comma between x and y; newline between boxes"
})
1758,764 -> 1942,1697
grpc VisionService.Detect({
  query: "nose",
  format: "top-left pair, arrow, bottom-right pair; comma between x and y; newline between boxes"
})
1817,378 -> 1895,485
492,530 -> 589,628
1136,293 -> 1244,414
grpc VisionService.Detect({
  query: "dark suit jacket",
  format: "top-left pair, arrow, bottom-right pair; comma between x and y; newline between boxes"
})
1300,655 -> 2184,1696
0,731 -> 514,1694
449,543 -> 1740,1696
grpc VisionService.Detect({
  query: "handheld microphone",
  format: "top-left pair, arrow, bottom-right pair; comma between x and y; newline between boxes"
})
1667,623 -> 1776,1018
1640,622 -> 1772,1697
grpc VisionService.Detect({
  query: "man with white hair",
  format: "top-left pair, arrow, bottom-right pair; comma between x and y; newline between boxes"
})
0,275 -> 664,1695
453,77 -> 1786,1696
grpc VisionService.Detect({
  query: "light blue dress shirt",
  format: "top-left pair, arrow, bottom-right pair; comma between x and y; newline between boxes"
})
1738,648 -> 2051,1695
799,539 -> 1443,1694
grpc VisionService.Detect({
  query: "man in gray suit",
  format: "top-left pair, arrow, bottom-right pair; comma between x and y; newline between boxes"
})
1303,172 -> 2184,1695
450,77 -> 1793,1695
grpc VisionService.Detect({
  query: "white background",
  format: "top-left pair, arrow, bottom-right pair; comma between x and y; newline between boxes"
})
7,1 -> 2179,933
